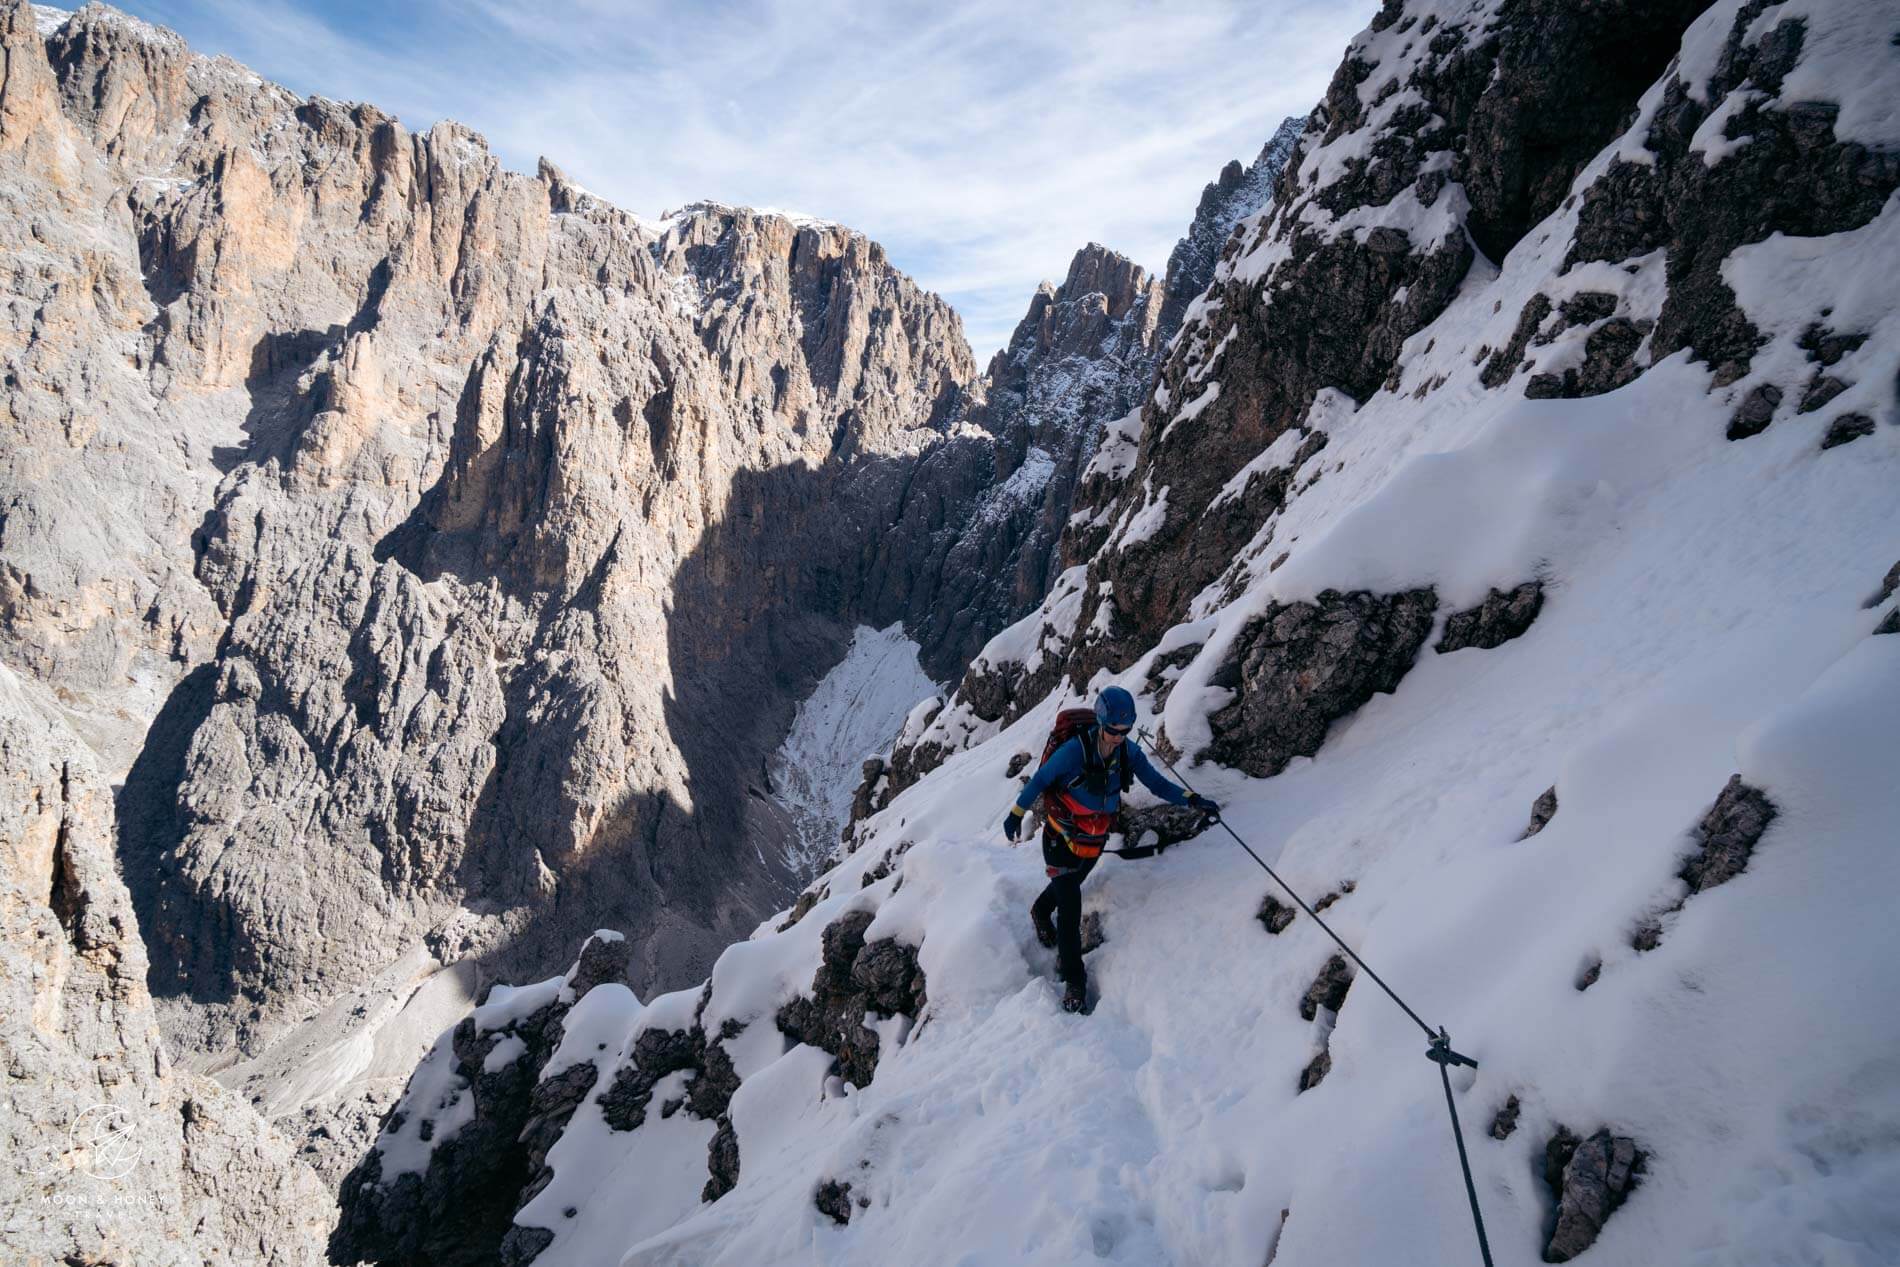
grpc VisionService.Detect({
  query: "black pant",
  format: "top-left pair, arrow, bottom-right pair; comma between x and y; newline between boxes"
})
1031,826 -> 1098,986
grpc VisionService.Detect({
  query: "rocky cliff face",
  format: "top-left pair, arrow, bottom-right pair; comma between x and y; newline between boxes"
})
1154,115 -> 1304,342
0,663 -> 332,1264
895,116 -> 1307,685
4,0 -> 992,1066
904,245 -> 1162,680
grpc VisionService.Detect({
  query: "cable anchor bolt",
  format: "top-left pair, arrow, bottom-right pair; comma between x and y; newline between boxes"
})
1426,1027 -> 1479,1071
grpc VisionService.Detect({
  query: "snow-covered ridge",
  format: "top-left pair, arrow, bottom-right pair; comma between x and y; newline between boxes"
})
660,199 -> 851,235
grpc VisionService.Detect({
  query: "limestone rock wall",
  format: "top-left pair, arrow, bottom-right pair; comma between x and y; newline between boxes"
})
2,0 -> 993,1084
0,663 -> 332,1264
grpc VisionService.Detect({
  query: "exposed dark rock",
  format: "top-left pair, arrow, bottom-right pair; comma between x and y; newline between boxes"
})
913,244 -> 1166,678
686,1038 -> 742,1121
1798,375 -> 1848,414
1461,0 -> 1711,264
1102,220 -> 1467,641
1569,8 -> 1900,380
1575,318 -> 1650,396
332,930 -> 633,1267
1820,413 -> 1874,450
1522,786 -> 1559,839
1576,958 -> 1601,991
1204,589 -> 1437,777
1871,561 -> 1900,611
1005,751 -> 1034,778
1631,918 -> 1663,953
859,696 -> 957,813
702,1116 -> 739,1202
599,1023 -> 703,1133
499,1226 -> 556,1267
1118,803 -> 1210,855
1187,430 -> 1329,613
820,910 -> 877,989
1557,292 -> 1618,327
1079,911 -> 1106,956
1258,894 -> 1297,935
776,909 -> 925,1089
566,933 -> 634,998
1143,642 -> 1204,711
1526,372 -> 1567,399
1525,317 -> 1652,399
1875,608 -> 1900,637
814,1179 -> 855,1226
1438,582 -> 1545,653
1157,117 -> 1304,339
777,883 -> 830,932
846,758 -> 887,833
852,937 -> 928,1016
1726,383 -> 1782,440
859,840 -> 914,888
1542,1127 -> 1647,1263
1680,775 -> 1775,894
331,996 -> 569,1267
1490,1094 -> 1521,1140
1482,293 -> 1552,388
1311,880 -> 1356,914
960,663 -> 1017,725
1297,1047 -> 1332,1093
1798,322 -> 1868,367
1299,955 -> 1355,1022
513,1061 -> 602,1210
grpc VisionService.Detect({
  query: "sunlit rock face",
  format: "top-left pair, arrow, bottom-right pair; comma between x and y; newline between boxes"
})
1,0 -> 1006,1129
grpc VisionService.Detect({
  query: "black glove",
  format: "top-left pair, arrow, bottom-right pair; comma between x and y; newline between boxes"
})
1004,808 -> 1024,841
1187,793 -> 1220,821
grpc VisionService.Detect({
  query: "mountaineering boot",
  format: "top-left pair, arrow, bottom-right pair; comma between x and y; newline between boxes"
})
1032,906 -> 1057,949
1062,978 -> 1090,1014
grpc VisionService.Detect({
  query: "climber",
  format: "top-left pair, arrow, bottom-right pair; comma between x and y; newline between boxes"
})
1004,685 -> 1218,1013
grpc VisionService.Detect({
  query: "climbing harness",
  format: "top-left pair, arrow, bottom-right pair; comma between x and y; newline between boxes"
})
1140,729 -> 1496,1267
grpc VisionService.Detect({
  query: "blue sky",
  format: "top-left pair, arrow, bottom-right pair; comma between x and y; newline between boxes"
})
110,0 -> 1375,359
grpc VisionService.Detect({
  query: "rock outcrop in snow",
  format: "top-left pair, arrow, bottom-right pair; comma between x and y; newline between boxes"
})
1542,1126 -> 1648,1262
329,933 -> 632,1267
1202,588 -> 1438,777
336,891 -> 928,1262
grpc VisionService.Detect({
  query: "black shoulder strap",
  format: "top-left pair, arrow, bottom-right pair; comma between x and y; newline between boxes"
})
1065,726 -> 1105,792
1119,743 -> 1134,792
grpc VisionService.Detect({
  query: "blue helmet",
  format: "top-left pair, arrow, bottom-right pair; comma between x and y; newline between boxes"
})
1094,686 -> 1136,730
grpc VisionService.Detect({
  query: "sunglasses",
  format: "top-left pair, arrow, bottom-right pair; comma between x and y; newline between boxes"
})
1102,724 -> 1132,737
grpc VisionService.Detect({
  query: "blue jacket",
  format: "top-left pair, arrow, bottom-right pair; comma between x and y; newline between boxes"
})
1014,731 -> 1191,818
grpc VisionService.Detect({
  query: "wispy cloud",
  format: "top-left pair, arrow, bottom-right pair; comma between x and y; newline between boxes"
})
115,0 -> 1374,357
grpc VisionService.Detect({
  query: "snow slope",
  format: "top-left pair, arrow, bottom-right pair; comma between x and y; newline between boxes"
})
584,345 -> 1898,1264
769,625 -> 938,877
